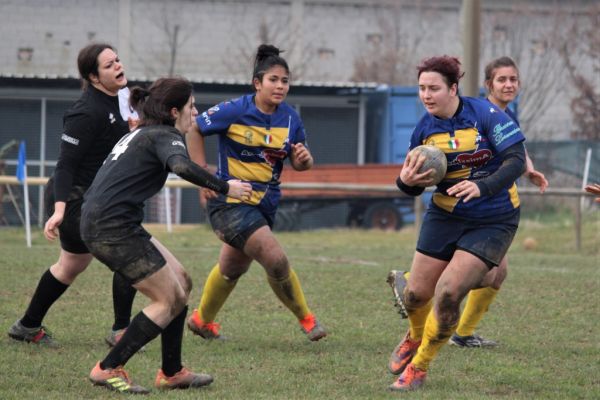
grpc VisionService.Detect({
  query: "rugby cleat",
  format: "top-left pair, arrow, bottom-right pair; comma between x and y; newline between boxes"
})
299,314 -> 327,341
386,270 -> 408,319
89,361 -> 149,394
389,363 -> 427,391
388,330 -> 421,375
187,309 -> 222,339
8,320 -> 58,348
449,333 -> 498,348
155,367 -> 213,389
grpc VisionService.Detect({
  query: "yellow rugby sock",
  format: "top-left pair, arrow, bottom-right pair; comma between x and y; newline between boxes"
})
408,298 -> 433,340
267,268 -> 311,320
412,311 -> 457,371
456,287 -> 499,337
198,264 -> 237,322
401,269 -> 432,340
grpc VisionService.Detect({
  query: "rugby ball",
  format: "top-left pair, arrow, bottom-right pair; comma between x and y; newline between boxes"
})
408,145 -> 447,187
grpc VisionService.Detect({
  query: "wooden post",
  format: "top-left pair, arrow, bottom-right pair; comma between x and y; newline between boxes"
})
577,148 -> 592,251
461,0 -> 481,97
575,196 -> 582,251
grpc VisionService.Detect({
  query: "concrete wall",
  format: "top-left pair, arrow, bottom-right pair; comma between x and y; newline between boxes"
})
1,0 -> 596,139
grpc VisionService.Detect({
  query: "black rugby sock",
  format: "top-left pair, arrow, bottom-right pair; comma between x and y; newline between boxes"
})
111,273 -> 137,331
101,311 -> 162,369
21,269 -> 69,328
160,305 -> 187,376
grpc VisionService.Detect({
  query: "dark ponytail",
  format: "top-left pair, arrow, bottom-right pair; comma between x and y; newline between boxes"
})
129,77 -> 192,127
129,87 -> 150,115
252,44 -> 290,86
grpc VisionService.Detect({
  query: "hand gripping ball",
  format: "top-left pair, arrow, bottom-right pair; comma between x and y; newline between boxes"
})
409,145 -> 447,187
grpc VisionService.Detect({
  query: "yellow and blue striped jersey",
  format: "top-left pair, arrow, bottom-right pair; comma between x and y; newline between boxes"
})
410,96 -> 525,217
197,94 -> 307,213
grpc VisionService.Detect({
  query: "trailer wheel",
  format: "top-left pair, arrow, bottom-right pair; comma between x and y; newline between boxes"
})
363,202 -> 403,230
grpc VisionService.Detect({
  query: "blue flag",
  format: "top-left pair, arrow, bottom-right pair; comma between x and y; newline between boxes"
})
16,140 -> 26,183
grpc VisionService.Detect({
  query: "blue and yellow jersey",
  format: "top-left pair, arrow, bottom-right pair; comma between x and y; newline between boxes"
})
503,105 -> 520,128
196,94 -> 307,213
410,96 -> 525,218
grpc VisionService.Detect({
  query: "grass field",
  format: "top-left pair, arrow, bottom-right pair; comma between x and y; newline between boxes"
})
0,213 -> 598,399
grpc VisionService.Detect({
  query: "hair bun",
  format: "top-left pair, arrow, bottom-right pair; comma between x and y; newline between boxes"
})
129,86 -> 151,112
139,88 -> 151,98
252,44 -> 289,82
257,44 -> 281,58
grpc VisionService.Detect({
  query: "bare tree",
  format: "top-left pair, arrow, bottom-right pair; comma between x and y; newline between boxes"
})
559,4 -> 600,140
481,5 -> 573,140
351,1 -> 443,85
351,3 -> 585,142
131,4 -> 195,78
220,4 -> 315,82
166,22 -> 181,77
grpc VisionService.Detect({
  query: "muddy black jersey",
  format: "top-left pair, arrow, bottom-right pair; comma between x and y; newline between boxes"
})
53,85 -> 130,202
83,125 -> 188,227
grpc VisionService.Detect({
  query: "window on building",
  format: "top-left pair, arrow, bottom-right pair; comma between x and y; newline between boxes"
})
531,39 -> 547,56
366,33 -> 382,45
493,25 -> 507,41
17,48 -> 33,62
317,48 -> 335,60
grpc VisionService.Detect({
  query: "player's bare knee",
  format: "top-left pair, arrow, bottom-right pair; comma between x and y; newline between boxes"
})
265,254 -> 290,279
478,270 -> 495,288
221,263 -> 249,281
51,262 -> 85,284
492,267 -> 507,289
405,289 -> 428,309
436,291 -> 461,326
169,289 -> 188,316
181,270 -> 193,295
223,271 -> 243,281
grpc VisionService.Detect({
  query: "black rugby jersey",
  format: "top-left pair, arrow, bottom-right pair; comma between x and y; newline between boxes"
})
83,125 -> 227,228
53,85 -> 130,202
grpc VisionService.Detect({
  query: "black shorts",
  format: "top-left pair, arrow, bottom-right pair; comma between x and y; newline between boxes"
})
44,179 -> 88,254
81,222 -> 166,284
206,196 -> 272,250
416,206 -> 520,268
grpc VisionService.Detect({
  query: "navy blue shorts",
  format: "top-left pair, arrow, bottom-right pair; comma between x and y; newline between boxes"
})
81,222 -> 166,284
416,206 -> 520,268
206,196 -> 273,250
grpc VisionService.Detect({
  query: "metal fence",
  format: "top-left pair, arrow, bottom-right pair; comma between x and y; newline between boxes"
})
0,175 -> 596,252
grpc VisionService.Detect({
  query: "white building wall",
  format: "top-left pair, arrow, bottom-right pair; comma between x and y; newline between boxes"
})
0,0 -> 595,139
1,0 -> 121,76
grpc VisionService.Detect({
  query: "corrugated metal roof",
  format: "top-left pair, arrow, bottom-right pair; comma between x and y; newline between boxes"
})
0,73 -> 381,89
